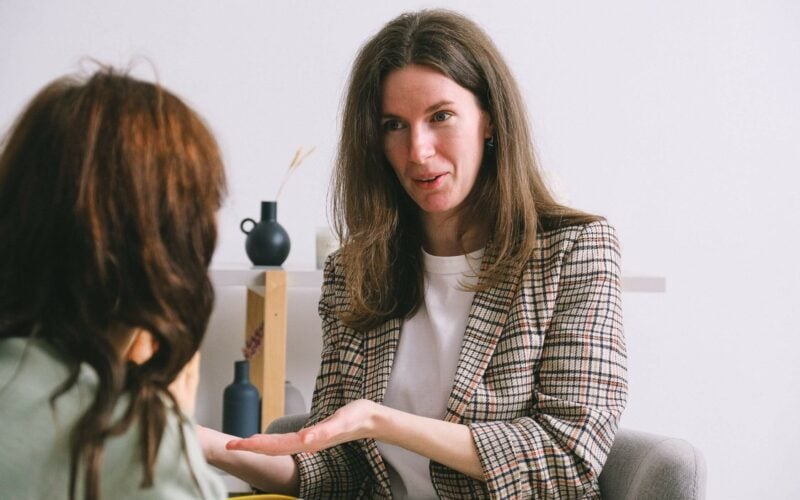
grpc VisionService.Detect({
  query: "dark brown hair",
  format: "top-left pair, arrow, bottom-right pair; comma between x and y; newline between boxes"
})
332,9 -> 599,329
0,68 -> 226,499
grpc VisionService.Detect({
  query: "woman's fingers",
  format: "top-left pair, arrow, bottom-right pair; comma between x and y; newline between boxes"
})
225,420 -> 346,455
226,432 -> 308,455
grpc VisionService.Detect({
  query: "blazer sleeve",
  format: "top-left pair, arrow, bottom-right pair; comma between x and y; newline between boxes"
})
293,253 -> 374,499
468,221 -> 628,498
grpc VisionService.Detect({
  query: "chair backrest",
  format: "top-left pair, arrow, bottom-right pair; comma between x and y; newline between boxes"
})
599,428 -> 707,500
265,413 -> 310,434
266,415 -> 706,499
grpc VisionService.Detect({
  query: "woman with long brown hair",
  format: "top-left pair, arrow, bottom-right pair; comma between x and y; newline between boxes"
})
202,9 -> 627,499
0,68 -> 227,499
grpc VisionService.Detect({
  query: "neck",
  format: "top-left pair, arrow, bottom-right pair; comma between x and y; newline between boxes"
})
420,213 -> 488,257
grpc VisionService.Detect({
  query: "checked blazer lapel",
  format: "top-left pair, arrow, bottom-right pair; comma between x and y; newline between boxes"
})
443,242 -> 521,423
363,316 -> 402,404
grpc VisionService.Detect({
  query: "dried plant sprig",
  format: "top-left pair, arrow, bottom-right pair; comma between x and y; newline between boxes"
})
276,146 -> 316,200
242,321 -> 264,361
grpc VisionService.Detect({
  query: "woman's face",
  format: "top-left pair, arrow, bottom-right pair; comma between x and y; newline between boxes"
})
381,64 -> 491,223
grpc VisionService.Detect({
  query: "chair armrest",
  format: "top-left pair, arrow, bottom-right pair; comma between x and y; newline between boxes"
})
599,428 -> 707,500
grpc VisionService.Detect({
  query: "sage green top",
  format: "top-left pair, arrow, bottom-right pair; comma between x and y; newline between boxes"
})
0,337 -> 226,499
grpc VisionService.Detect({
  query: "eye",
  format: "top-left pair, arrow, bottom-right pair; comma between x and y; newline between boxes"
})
382,119 -> 405,132
432,111 -> 452,122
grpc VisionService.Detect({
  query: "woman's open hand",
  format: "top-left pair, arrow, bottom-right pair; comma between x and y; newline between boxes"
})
226,399 -> 382,455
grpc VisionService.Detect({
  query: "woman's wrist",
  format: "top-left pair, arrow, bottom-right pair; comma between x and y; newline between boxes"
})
369,401 -> 396,443
195,424 -> 225,465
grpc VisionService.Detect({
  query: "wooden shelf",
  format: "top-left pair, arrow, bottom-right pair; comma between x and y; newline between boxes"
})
621,275 -> 666,293
211,265 -> 322,290
211,265 -> 665,293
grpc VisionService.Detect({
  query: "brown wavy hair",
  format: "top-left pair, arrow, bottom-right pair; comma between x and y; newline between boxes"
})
332,9 -> 599,330
0,68 -> 226,499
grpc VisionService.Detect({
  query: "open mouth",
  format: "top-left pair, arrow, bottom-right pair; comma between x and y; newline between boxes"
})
416,173 -> 446,184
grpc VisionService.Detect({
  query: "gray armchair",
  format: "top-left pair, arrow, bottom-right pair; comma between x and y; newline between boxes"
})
266,415 -> 706,499
599,428 -> 706,499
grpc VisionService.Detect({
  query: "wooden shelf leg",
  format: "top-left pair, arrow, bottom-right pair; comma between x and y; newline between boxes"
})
244,269 -> 287,431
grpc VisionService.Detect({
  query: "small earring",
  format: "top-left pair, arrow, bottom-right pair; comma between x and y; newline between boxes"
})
485,136 -> 495,149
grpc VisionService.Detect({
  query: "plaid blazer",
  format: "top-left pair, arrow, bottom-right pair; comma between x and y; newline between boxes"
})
294,220 -> 627,499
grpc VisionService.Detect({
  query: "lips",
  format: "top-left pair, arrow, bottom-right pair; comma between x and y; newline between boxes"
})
413,172 -> 448,190
414,172 -> 447,182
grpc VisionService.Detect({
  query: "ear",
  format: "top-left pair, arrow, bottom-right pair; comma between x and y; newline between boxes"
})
483,111 -> 494,139
125,330 -> 159,364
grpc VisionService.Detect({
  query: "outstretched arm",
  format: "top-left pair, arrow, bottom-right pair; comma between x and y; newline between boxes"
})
226,398 -> 485,480
197,425 -> 300,495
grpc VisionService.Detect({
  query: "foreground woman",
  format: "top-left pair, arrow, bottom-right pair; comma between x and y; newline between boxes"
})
0,69 -> 227,499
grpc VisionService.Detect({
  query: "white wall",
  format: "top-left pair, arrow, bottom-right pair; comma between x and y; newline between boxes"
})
2,1 -> 798,498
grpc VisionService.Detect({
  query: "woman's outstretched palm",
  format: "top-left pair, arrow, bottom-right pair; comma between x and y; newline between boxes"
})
226,399 -> 379,455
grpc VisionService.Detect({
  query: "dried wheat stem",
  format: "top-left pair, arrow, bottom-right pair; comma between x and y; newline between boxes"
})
276,146 -> 315,200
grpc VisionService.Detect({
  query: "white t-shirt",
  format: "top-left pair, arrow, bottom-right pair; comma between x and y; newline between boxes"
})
376,247 -> 484,499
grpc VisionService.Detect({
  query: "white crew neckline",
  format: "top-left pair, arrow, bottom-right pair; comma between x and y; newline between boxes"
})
421,247 -> 485,275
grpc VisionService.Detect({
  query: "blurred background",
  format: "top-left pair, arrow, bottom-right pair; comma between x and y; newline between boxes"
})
2,1 -> 798,498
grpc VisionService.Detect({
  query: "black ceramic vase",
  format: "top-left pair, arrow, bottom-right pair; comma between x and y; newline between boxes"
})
222,360 -> 260,438
240,201 -> 290,266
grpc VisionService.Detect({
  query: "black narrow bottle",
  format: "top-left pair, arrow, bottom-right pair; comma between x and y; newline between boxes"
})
222,360 -> 260,437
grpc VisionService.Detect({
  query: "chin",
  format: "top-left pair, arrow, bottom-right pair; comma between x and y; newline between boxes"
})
419,203 -> 459,217
411,193 -> 460,216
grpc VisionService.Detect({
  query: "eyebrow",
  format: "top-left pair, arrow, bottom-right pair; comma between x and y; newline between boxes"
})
424,100 -> 455,113
381,100 -> 455,119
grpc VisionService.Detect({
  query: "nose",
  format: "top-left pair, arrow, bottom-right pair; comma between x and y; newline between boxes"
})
408,126 -> 435,164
